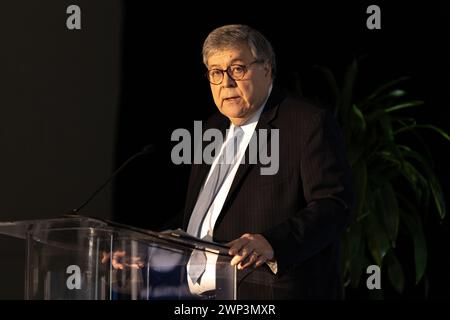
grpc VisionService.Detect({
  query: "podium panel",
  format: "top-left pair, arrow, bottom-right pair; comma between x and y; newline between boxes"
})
0,217 -> 236,300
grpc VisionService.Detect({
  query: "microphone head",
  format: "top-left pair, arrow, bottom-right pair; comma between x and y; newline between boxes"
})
141,144 -> 156,154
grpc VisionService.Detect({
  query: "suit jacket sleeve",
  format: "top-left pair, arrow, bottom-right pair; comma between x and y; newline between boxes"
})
262,109 -> 354,275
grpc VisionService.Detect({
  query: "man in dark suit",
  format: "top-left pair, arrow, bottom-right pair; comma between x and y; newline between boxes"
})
183,24 -> 354,299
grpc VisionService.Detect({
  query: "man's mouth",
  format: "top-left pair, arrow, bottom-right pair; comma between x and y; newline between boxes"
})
223,96 -> 241,102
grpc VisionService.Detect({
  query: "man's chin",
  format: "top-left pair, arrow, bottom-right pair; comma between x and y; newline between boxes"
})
220,102 -> 247,116
221,109 -> 246,121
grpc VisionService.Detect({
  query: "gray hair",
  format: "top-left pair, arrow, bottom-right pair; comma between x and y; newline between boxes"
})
202,24 -> 276,78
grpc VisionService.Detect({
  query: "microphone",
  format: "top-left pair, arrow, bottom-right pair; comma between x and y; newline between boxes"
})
70,144 -> 156,214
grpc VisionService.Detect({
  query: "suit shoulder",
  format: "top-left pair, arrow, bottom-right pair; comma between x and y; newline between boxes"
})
277,95 -> 330,122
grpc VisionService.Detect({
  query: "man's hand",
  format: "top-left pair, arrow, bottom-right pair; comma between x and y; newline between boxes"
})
226,233 -> 274,270
101,251 -> 144,270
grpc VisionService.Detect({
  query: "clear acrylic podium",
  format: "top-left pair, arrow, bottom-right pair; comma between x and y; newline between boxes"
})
0,216 -> 236,300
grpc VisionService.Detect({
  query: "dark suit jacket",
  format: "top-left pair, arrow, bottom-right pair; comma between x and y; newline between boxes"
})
182,87 -> 354,299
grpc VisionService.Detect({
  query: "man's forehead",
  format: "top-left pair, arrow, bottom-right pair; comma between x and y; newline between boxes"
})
207,46 -> 253,66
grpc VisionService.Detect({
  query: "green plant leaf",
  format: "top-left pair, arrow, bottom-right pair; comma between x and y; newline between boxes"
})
399,145 -> 446,219
401,123 -> 434,163
385,249 -> 405,293
341,223 -> 365,288
379,115 -> 395,142
348,222 -> 363,260
385,100 -> 424,113
352,160 -> 367,219
377,146 -> 425,204
364,193 -> 391,265
366,76 -> 410,101
429,174 -> 446,219
378,183 -> 400,245
399,206 -> 428,284
400,161 -> 430,206
350,104 -> 367,135
368,90 -> 407,106
395,124 -> 450,143
389,89 -> 407,98
395,127 -> 446,219
365,101 -> 423,123
350,252 -> 368,288
396,119 -> 435,164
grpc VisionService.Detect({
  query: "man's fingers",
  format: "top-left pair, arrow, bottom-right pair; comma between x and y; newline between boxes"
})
230,253 -> 243,266
230,247 -> 247,266
239,251 -> 259,269
128,263 -> 144,269
239,246 -> 253,261
227,240 -> 245,255
111,251 -> 138,270
225,238 -> 239,247
227,238 -> 249,256
230,245 -> 255,266
112,260 -> 124,270
254,256 -> 268,268
129,257 -> 144,269
112,250 -> 126,262
103,250 -> 146,270
227,233 -> 274,269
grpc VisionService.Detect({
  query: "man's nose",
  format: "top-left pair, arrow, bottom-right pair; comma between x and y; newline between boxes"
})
222,71 -> 237,88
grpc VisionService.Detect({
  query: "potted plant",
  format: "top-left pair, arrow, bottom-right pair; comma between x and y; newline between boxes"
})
302,59 -> 449,297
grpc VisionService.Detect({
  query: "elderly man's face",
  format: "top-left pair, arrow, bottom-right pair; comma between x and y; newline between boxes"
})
207,44 -> 272,126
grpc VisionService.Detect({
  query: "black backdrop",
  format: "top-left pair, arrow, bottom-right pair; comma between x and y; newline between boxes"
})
114,1 -> 450,298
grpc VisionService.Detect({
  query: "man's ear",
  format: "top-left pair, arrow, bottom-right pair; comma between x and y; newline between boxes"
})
263,62 -> 271,78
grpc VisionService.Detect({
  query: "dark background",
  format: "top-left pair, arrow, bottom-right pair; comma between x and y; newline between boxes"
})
0,1 -> 448,299
0,0 -> 122,299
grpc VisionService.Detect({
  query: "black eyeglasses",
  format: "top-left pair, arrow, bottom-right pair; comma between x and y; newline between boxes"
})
205,60 -> 264,85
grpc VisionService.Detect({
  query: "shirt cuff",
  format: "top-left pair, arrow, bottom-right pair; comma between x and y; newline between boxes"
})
266,260 -> 278,274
